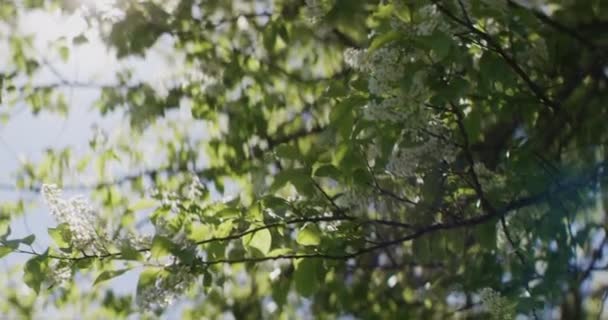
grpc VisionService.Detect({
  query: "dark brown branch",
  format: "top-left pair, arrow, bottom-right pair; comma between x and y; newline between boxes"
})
11,161 -> 604,267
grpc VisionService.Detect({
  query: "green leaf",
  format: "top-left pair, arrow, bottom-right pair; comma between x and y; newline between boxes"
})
24,253 -> 47,294
21,234 -> 35,246
94,268 -> 131,286
420,31 -> 451,60
120,245 -> 144,261
475,220 -> 497,250
330,96 -> 365,139
243,227 -> 272,255
261,196 -> 290,211
272,276 -> 291,307
214,220 -> 234,237
150,235 -> 176,259
203,269 -> 212,287
479,52 -> 514,86
174,247 -> 196,264
128,198 -> 157,211
72,34 -> 88,45
314,164 -> 342,179
216,207 -> 241,219
58,46 -> 69,62
271,168 -> 314,197
369,30 -> 400,51
48,225 -> 70,248
269,248 -> 293,256
294,259 -> 321,297
296,224 -> 322,246
263,23 -> 277,52
75,258 -> 94,269
188,223 -> 212,242
0,225 -> 9,240
137,267 -> 161,294
0,246 -> 13,258
275,144 -> 300,160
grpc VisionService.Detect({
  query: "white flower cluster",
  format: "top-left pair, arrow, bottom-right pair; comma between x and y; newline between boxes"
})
152,174 -> 207,210
152,189 -> 180,214
120,233 -> 153,251
343,47 -> 405,95
387,148 -> 420,177
80,0 -> 125,22
343,48 -> 368,71
368,47 -> 404,96
344,45 -> 433,124
136,266 -> 196,312
154,215 -> 194,251
479,287 -> 515,320
415,5 -> 444,36
47,260 -> 72,288
41,184 -> 108,254
363,72 -> 431,123
389,3 -> 448,36
363,96 -> 408,123
387,140 -> 441,177
187,174 -> 206,200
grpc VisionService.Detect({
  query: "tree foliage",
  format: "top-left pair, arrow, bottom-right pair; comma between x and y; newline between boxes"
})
0,0 -> 607,318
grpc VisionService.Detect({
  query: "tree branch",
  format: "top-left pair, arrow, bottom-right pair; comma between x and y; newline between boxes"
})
434,1 -> 560,112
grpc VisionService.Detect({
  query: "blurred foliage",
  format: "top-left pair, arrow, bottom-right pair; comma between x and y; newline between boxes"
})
0,0 -> 608,319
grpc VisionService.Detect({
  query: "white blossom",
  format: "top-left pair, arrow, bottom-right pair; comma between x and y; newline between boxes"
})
363,70 -> 431,123
269,267 -> 282,281
41,184 -> 108,254
136,265 -> 196,312
155,190 -> 181,214
187,174 -> 206,200
154,216 -> 190,248
343,48 -> 368,70
387,148 -> 419,177
387,275 -> 398,288
368,47 -> 404,96
387,140 -> 440,177
337,189 -> 371,212
387,132 -> 458,177
479,288 -> 515,320
47,260 -> 72,287
79,0 -> 125,22
389,4 -> 448,36
415,5 -> 442,36
363,98 -> 407,123
120,233 -> 153,249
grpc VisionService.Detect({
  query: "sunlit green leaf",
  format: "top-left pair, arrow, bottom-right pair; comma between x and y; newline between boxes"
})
296,224 -> 322,246
150,236 -> 176,259
94,268 -> 131,286
243,227 -> 272,255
